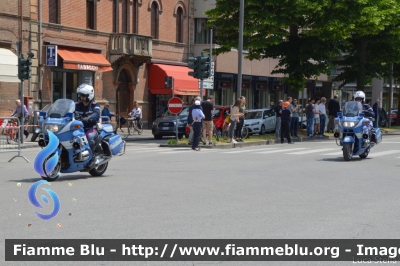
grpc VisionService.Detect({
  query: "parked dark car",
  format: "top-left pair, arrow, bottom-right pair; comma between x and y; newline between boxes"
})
387,108 -> 398,125
152,107 -> 189,139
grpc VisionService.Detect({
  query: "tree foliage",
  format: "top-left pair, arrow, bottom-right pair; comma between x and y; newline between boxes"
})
206,0 -> 400,91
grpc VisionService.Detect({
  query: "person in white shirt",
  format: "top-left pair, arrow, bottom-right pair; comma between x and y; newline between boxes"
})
318,97 -> 327,136
130,102 -> 142,130
313,98 -> 321,136
191,100 -> 205,151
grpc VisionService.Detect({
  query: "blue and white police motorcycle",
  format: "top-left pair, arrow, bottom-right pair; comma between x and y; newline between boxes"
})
37,99 -> 125,181
333,101 -> 382,161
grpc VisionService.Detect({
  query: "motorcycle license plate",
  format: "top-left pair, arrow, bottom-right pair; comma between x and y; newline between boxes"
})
162,127 -> 169,130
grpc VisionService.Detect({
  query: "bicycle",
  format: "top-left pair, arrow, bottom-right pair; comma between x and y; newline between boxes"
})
127,117 -> 143,135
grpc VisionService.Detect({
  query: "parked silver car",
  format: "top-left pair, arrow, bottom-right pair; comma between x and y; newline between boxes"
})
244,108 -> 276,135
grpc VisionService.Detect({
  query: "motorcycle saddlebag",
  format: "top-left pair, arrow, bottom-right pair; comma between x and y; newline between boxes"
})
105,134 -> 124,155
371,128 -> 382,144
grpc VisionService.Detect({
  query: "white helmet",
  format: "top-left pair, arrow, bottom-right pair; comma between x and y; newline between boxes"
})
77,84 -> 94,102
354,91 -> 365,101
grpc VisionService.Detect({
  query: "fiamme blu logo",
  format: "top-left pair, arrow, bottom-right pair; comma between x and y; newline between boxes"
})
29,131 -> 60,220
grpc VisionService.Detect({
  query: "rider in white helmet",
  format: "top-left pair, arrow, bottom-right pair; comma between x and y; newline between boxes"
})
75,84 -> 101,169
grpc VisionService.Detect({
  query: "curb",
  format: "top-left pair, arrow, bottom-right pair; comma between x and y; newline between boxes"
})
160,136 -> 333,149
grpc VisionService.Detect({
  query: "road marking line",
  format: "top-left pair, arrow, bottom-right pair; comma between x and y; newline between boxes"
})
369,150 -> 400,157
255,148 -> 306,154
159,149 -> 218,154
322,152 -> 343,156
223,148 -> 279,154
286,148 -> 336,155
125,148 -> 163,151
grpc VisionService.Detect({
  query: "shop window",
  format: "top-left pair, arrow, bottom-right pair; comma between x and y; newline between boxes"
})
176,7 -> 183,43
87,0 -> 96,30
151,2 -> 159,39
49,0 -> 59,24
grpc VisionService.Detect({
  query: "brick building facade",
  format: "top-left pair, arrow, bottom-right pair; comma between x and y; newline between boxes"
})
0,0 -> 197,127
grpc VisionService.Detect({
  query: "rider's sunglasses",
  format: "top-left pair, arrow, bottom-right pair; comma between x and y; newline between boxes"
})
79,94 -> 89,98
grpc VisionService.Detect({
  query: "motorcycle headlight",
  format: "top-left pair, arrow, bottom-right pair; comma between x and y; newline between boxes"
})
251,122 -> 259,126
342,121 -> 355,127
44,124 -> 60,132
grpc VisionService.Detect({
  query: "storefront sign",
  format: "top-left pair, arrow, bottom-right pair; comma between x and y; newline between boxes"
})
257,83 -> 268,90
273,84 -> 283,91
46,45 -> 58,66
242,83 -> 251,89
78,64 -> 99,71
220,81 -> 232,88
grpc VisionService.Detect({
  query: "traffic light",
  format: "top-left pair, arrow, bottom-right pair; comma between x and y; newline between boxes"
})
198,56 -> 210,80
164,76 -> 173,88
188,57 -> 198,79
18,53 -> 33,81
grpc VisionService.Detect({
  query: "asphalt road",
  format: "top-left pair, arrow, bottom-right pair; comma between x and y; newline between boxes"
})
1,135 -> 400,266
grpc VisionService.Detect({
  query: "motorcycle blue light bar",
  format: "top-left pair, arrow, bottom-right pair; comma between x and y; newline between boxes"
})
39,111 -> 46,117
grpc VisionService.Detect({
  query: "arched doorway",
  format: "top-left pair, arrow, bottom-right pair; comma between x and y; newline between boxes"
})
116,69 -> 131,117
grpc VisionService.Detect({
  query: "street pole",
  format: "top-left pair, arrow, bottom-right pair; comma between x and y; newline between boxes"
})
209,26 -> 213,98
173,77 -> 178,145
389,63 -> 393,128
17,41 -> 25,144
237,0 -> 244,99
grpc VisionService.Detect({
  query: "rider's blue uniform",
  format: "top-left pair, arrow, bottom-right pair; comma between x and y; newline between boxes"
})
75,101 -> 101,159
75,101 -> 101,130
363,103 -> 375,119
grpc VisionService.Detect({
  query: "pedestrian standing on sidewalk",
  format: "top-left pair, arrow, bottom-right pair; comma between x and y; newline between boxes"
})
275,100 -> 283,138
327,95 -> 340,133
12,99 -> 29,139
191,100 -> 205,151
313,98 -> 321,136
319,97 -> 327,136
235,96 -> 248,142
187,96 -> 201,145
307,98 -> 316,137
201,95 -> 215,145
229,99 -> 241,144
290,99 -> 301,138
281,101 -> 293,144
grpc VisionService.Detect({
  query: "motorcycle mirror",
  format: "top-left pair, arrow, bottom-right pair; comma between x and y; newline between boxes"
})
360,112 -> 364,117
337,112 -> 343,118
39,111 -> 46,118
66,112 -> 73,119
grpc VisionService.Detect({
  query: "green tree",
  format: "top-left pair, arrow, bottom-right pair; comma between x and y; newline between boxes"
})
206,0 -> 338,91
315,0 -> 400,90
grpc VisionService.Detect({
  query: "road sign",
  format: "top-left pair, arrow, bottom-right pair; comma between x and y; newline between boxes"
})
168,97 -> 183,114
46,45 -> 57,66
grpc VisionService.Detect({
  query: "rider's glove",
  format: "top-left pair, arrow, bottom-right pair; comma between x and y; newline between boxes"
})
81,116 -> 91,122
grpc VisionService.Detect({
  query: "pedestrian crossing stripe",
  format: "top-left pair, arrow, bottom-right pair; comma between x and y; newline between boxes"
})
255,148 -> 306,154
285,148 -> 336,155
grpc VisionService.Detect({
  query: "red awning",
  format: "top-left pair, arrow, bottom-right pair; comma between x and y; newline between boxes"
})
148,64 -> 200,95
58,48 -> 113,72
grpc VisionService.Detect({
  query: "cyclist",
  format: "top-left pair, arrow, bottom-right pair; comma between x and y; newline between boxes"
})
74,83 -> 101,169
129,102 -> 142,131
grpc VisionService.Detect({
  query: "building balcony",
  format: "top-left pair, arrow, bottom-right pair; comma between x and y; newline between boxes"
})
109,34 -> 152,63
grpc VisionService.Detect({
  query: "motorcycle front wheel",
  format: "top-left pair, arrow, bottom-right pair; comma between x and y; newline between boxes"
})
89,162 -> 108,176
41,161 -> 61,182
343,143 -> 353,161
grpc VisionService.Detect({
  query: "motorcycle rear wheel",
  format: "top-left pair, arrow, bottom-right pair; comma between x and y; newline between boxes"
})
343,143 -> 353,161
89,162 -> 108,176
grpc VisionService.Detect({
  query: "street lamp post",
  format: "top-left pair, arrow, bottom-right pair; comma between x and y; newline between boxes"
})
237,0 -> 244,99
